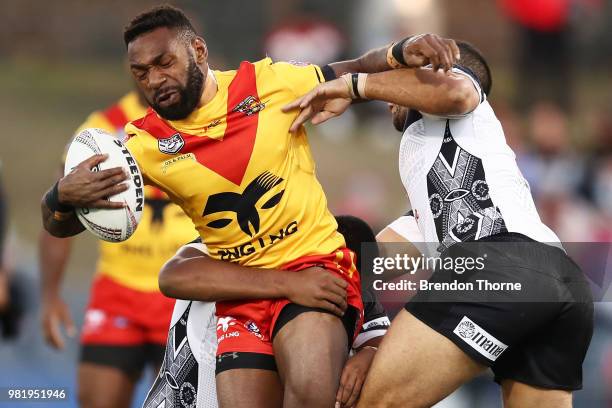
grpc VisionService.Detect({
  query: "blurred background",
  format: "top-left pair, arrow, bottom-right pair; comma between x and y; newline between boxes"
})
0,0 -> 611,407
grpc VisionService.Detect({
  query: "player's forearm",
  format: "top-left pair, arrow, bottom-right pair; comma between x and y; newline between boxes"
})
329,46 -> 391,76
158,256 -> 291,301
38,230 -> 72,300
364,68 -> 477,116
40,187 -> 85,238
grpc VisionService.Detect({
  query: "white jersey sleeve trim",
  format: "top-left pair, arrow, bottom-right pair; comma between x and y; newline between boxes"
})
353,329 -> 388,349
182,242 -> 210,255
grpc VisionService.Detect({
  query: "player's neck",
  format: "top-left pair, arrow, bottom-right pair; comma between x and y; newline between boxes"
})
197,68 -> 218,109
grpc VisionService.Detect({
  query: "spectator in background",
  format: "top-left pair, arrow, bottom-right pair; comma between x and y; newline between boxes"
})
498,0 -> 572,110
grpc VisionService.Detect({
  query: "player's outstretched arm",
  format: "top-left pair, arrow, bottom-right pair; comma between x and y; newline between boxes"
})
363,68 -> 480,116
38,230 -> 76,349
284,68 -> 479,131
41,154 -> 129,237
159,245 -> 349,317
329,34 -> 460,77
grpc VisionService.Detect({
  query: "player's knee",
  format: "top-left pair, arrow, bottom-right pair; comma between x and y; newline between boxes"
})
358,374 -> 430,408
78,388 -> 114,408
284,375 -> 335,408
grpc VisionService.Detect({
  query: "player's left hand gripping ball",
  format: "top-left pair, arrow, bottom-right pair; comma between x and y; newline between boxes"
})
63,128 -> 144,242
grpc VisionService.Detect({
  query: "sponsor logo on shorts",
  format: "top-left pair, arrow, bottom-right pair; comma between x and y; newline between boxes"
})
83,309 -> 106,333
217,317 -> 236,333
453,316 -> 507,361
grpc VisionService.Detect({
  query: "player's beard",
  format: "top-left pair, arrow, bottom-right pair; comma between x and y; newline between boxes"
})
152,56 -> 205,121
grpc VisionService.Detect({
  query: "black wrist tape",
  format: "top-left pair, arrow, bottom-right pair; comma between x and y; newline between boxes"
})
351,73 -> 361,99
392,37 -> 411,66
45,181 -> 74,213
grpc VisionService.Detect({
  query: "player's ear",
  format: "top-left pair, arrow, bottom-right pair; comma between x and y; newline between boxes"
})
193,37 -> 208,65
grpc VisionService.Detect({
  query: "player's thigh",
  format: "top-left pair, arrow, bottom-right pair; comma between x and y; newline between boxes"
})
78,362 -> 137,408
272,307 -> 350,407
78,344 -> 146,408
216,368 -> 282,408
501,380 -> 572,408
357,310 -> 486,408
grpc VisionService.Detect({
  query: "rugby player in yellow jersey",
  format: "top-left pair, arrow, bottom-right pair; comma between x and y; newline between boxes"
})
40,5 -> 458,407
39,91 -> 198,408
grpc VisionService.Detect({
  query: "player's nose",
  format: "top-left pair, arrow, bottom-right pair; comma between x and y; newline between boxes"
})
148,68 -> 167,89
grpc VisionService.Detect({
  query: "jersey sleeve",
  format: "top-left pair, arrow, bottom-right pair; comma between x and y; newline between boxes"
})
123,123 -> 150,181
353,285 -> 390,349
269,60 -> 335,97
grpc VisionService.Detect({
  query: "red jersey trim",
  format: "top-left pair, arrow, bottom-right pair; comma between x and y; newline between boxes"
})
102,103 -> 130,131
131,61 -> 260,186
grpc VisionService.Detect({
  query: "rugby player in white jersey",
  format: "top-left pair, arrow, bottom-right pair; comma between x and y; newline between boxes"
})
284,38 -> 594,408
142,215 -> 391,408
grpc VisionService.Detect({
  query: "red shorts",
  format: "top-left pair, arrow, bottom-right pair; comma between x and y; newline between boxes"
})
80,276 -> 175,346
215,248 -> 363,356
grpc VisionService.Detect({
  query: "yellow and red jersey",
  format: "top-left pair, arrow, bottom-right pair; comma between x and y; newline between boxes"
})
125,58 -> 346,269
73,92 -> 198,292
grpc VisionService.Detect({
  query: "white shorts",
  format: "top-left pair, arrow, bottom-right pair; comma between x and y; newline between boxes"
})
142,299 -> 219,408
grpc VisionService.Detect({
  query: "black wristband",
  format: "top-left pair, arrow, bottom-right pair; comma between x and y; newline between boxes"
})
351,73 -> 360,99
45,181 -> 74,213
392,37 -> 411,66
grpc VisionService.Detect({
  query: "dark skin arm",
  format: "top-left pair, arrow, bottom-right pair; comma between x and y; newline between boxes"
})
283,68 -> 479,132
38,231 -> 76,349
159,246 -> 350,317
41,154 -> 129,238
337,337 -> 384,407
328,34 -> 460,77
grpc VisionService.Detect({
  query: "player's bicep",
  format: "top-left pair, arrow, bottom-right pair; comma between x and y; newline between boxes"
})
422,66 -> 482,118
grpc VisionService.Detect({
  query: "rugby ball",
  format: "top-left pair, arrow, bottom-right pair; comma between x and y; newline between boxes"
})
64,128 -> 144,242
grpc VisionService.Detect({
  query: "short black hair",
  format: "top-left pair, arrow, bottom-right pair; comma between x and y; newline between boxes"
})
456,41 -> 492,96
123,5 -> 197,47
335,215 -> 380,271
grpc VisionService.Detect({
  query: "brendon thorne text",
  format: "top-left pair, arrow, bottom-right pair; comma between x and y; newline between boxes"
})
373,279 -> 522,292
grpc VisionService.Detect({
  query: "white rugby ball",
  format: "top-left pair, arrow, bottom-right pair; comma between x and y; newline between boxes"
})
64,128 -> 144,242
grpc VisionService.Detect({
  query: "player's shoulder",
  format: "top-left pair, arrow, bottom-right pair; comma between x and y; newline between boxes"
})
116,91 -> 147,122
125,109 -> 158,139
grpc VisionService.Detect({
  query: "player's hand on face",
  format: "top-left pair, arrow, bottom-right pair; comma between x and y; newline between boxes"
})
282,79 -> 352,133
41,295 -> 76,350
58,154 -> 129,209
335,347 -> 377,408
402,34 -> 460,72
285,266 -> 348,317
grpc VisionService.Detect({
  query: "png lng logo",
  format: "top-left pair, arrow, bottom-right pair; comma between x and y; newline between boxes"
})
203,171 -> 285,237
217,317 -> 236,333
